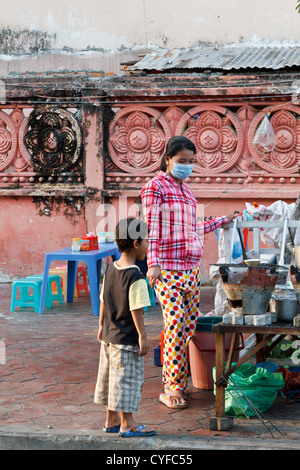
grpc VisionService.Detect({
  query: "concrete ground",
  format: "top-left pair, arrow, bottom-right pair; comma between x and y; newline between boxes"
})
0,283 -> 300,450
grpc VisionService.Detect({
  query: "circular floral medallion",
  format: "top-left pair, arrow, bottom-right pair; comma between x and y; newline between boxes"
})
108,105 -> 172,175
248,104 -> 300,175
19,107 -> 82,175
0,111 -> 18,172
175,105 -> 244,175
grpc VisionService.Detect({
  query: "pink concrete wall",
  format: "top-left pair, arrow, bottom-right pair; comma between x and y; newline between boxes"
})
0,197 -> 86,281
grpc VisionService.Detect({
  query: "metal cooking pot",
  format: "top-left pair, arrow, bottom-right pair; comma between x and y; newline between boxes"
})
270,294 -> 300,322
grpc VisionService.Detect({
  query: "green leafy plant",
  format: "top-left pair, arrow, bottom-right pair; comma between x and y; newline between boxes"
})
297,1 -> 300,13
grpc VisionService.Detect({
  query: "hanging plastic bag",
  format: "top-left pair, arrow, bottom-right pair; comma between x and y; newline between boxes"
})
231,218 -> 243,262
253,114 -> 276,153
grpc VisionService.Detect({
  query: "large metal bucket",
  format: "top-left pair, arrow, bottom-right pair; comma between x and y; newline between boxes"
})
270,294 -> 300,322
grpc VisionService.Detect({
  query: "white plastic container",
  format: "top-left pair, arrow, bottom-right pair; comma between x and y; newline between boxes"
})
97,233 -> 106,244
106,232 -> 114,243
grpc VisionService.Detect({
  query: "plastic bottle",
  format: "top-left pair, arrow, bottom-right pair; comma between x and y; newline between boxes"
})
71,238 -> 81,251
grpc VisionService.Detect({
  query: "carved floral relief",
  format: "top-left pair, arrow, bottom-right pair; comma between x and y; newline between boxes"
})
19,107 -> 82,175
106,103 -> 300,187
175,105 -> 244,176
0,105 -> 83,185
0,110 -> 17,172
108,105 -> 172,175
248,105 -> 300,175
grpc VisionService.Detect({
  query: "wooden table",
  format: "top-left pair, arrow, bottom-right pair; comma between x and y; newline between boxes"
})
210,321 -> 300,431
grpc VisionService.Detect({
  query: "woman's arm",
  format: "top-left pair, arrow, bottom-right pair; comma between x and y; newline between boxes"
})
198,213 -> 237,236
141,181 -> 162,269
141,181 -> 164,288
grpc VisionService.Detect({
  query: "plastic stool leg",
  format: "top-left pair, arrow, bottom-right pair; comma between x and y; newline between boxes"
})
45,283 -> 53,309
78,265 -> 89,294
10,283 -> 18,312
49,270 -> 67,301
33,283 -> 41,313
49,275 -> 64,304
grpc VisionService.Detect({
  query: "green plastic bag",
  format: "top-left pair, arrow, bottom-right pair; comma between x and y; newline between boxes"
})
213,363 -> 285,417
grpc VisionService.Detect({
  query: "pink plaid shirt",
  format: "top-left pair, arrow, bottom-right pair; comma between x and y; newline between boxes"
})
141,171 -> 227,271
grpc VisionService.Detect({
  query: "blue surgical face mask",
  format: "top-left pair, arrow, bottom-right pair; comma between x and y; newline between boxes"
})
170,163 -> 194,180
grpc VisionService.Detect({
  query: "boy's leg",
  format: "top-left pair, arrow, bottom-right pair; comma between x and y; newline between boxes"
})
108,346 -> 144,412
105,407 -> 120,429
94,342 -> 121,429
120,412 -> 135,433
109,347 -> 156,435
94,342 -> 109,406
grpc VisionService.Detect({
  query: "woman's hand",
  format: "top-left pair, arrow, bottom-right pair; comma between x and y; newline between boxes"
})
225,213 -> 238,223
147,266 -> 163,290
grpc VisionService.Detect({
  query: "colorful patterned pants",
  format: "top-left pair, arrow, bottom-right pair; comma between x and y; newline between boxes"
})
155,266 -> 201,393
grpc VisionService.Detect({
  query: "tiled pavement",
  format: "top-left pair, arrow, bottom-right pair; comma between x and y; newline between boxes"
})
0,283 -> 300,449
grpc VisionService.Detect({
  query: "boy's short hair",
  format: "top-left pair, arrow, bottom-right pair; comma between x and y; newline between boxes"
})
115,217 -> 148,253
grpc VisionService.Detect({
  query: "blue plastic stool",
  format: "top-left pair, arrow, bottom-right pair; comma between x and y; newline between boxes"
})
11,279 -> 44,313
26,274 -> 64,307
11,275 -> 63,313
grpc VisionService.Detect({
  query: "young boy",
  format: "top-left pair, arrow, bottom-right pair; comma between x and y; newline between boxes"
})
94,217 -> 157,438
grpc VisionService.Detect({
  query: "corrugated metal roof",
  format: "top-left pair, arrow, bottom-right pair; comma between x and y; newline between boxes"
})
131,45 -> 300,71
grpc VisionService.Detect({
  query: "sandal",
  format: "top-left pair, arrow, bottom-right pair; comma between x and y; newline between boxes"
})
119,424 -> 157,438
103,424 -> 120,433
159,392 -> 187,409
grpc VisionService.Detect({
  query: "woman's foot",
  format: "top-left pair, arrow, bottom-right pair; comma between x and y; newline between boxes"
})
164,385 -> 187,402
159,391 -> 187,409
168,394 -> 187,407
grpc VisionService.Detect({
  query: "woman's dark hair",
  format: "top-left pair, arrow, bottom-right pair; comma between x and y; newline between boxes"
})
160,136 -> 196,172
115,217 -> 148,253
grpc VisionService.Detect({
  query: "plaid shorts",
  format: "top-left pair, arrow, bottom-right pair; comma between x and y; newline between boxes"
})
94,342 -> 144,413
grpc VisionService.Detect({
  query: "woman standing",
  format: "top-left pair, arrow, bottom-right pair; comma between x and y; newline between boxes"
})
141,136 -> 236,409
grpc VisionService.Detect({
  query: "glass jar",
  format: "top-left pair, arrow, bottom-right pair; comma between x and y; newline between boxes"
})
71,238 -> 81,252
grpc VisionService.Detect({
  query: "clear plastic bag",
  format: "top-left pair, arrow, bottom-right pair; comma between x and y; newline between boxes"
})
253,114 -> 276,153
230,218 -> 244,262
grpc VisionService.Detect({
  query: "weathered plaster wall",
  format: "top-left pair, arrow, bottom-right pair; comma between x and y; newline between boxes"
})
0,197 -> 86,281
0,0 -> 299,54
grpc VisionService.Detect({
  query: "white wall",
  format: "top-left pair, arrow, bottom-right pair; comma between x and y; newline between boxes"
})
1,0 -> 300,52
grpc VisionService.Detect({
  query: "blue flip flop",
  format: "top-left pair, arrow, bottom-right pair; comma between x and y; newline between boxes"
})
103,424 -> 120,433
119,424 -> 157,438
